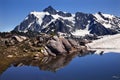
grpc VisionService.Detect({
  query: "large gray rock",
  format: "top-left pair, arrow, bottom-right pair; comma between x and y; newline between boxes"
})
68,39 -> 79,48
53,36 -> 59,41
38,37 -> 44,43
44,46 -> 56,57
47,39 -> 66,54
60,38 -> 72,52
52,36 -> 65,48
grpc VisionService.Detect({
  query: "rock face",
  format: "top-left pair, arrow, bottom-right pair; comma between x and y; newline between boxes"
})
43,6 -> 57,15
41,19 -> 72,34
34,34 -> 81,56
57,11 -> 72,17
47,39 -> 67,54
60,38 -> 72,52
13,6 -> 120,36
41,15 -> 54,26
44,46 -> 56,57
68,39 -> 79,48
46,36 -> 81,55
74,12 -> 94,30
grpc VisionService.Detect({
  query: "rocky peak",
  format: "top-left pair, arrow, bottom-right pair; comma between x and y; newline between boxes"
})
43,6 -> 57,15
41,15 -> 54,26
97,12 -> 109,20
98,12 -> 102,15
13,6 -> 120,37
57,11 -> 72,17
75,12 -> 92,29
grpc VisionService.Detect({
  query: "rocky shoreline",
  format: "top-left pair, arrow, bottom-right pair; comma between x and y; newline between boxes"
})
0,32 -> 90,59
0,32 -> 95,75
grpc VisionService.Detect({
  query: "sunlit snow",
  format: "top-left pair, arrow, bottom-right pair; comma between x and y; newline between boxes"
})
71,29 -> 90,37
30,11 -> 50,26
87,34 -> 120,53
94,13 -> 114,28
52,14 -> 75,23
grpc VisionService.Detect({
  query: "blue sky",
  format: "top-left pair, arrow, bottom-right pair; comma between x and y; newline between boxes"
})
0,0 -> 120,32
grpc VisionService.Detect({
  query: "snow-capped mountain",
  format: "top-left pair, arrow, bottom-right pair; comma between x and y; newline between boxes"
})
14,6 -> 120,36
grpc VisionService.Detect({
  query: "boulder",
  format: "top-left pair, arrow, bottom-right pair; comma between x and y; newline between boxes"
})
44,46 -> 56,57
7,55 -> 13,58
53,36 -> 59,41
68,39 -> 79,48
20,36 -> 27,40
41,48 -> 49,56
38,37 -> 44,43
47,39 -> 67,54
60,38 -> 72,52
37,42 -> 43,47
12,35 -> 27,42
37,34 -> 51,43
52,36 -> 65,48
5,39 -> 11,46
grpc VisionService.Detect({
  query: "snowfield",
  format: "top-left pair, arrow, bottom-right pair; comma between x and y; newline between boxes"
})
71,29 -> 90,37
87,34 -> 120,53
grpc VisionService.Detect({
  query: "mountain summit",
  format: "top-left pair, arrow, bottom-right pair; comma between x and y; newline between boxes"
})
14,6 -> 120,36
43,6 -> 57,15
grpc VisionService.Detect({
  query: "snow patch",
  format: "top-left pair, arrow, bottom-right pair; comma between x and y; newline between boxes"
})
71,21 -> 90,37
30,11 -> 50,26
102,23 -> 112,28
102,13 -> 114,19
94,13 -> 105,21
94,13 -> 115,28
25,17 -> 28,20
28,21 -> 34,28
42,19 -> 56,29
71,29 -> 90,37
87,34 -> 120,53
52,14 -> 75,23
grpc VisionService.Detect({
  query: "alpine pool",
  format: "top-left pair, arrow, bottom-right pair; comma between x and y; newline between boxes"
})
0,52 -> 120,80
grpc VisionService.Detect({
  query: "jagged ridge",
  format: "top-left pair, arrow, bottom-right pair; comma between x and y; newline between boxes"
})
14,6 -> 120,36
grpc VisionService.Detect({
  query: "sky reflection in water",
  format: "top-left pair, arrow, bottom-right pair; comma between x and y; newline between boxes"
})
0,52 -> 120,80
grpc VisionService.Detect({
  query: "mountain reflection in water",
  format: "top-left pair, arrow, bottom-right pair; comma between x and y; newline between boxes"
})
0,51 -> 92,74
0,51 -> 120,80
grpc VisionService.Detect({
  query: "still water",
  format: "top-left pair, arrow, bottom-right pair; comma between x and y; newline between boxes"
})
0,52 -> 120,80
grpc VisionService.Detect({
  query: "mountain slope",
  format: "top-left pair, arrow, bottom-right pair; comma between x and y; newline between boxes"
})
13,6 -> 120,36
